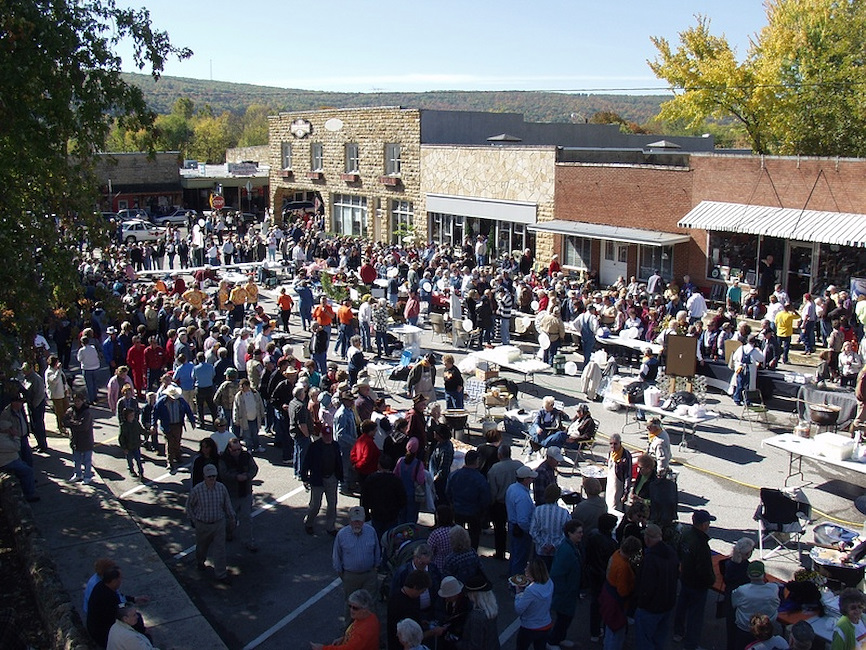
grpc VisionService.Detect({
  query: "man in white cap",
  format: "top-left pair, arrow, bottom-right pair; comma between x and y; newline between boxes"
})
506,465 -> 536,576
333,505 -> 381,612
185,463 -> 235,584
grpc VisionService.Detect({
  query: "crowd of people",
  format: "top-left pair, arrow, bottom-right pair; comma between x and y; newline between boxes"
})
4,210 -> 866,650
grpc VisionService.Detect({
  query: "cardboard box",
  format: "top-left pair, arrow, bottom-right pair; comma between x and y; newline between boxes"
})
476,369 -> 499,381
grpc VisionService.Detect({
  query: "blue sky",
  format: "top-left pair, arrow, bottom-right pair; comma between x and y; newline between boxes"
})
120,0 -> 769,93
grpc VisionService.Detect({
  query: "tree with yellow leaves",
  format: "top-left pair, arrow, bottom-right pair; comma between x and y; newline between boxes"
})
649,0 -> 866,156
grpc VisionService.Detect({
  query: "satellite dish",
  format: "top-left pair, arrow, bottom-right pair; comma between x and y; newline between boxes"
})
462,319 -> 474,333
387,268 -> 399,278
530,300 -> 540,312
565,361 -> 579,376
421,281 -> 432,293
538,331 -> 551,350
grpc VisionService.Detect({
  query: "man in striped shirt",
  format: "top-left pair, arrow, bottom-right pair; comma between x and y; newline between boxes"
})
186,463 -> 235,584
497,286 -> 514,345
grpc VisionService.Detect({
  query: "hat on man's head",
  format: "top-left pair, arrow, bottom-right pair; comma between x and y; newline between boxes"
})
747,560 -> 766,578
692,509 -> 717,525
348,506 -> 365,522
164,385 -> 182,399
203,464 -> 218,477
106,326 -> 117,334
412,394 -> 428,405
516,465 -> 538,479
340,390 -> 354,401
546,446 -> 564,462
438,576 -> 464,598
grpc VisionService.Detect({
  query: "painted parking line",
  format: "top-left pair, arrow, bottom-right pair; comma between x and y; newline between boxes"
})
499,618 -> 521,645
242,577 -> 342,650
119,460 -> 194,499
173,485 -> 306,560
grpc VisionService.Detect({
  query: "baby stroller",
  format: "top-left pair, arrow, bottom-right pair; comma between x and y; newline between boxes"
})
379,523 -> 428,601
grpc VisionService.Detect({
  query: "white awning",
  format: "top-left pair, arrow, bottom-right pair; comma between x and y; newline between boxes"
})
526,220 -> 690,247
678,201 -> 866,248
425,194 -> 537,224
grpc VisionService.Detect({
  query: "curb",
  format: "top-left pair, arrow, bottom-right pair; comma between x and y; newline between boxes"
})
1,475 -> 93,650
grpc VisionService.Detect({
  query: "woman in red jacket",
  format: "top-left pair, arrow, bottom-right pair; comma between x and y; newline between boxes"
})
350,420 -> 380,488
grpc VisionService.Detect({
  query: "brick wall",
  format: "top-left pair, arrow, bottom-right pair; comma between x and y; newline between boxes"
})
268,107 -> 421,239
96,152 -> 180,186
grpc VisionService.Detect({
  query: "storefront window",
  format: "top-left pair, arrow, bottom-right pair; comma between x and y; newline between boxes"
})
639,245 -> 673,282
817,243 -> 866,293
706,232 -> 758,283
390,200 -> 414,244
563,236 -> 592,269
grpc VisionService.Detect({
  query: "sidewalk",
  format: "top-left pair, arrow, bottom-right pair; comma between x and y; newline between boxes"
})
29,446 -> 227,650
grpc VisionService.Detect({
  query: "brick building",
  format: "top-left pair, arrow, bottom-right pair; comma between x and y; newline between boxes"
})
96,152 -> 182,214
548,151 -> 866,299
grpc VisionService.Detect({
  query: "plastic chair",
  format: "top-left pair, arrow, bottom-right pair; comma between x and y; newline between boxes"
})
754,487 -> 811,560
741,389 -> 769,429
429,312 -> 450,343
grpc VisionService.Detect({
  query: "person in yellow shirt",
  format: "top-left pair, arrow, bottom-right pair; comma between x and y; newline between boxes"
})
245,276 -> 259,310
154,278 -> 168,294
774,302 -> 797,364
217,280 -> 230,312
182,287 -> 206,311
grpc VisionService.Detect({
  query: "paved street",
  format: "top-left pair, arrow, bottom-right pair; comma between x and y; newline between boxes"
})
29,282 -> 866,650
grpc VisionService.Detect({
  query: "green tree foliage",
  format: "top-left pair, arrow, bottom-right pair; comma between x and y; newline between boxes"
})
649,1 -> 866,155
0,0 -> 189,362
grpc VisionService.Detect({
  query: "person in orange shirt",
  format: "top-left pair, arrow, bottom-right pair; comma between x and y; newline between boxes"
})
313,296 -> 336,340
335,298 -> 355,359
277,287 -> 294,333
217,280 -> 230,312
310,588 -> 379,650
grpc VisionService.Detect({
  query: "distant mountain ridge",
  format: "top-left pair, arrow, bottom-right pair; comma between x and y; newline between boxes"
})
122,72 -> 668,126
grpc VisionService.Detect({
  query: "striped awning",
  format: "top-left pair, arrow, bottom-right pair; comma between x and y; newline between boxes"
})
678,201 -> 866,248
527,220 -> 690,246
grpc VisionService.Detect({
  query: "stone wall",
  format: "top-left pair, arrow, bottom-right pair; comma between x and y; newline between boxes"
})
226,145 -> 269,164
268,107 -> 422,240
1,476 -> 92,650
421,145 -> 558,261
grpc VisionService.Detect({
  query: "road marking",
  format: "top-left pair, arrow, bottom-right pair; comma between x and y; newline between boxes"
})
173,485 -> 306,560
242,577 -> 342,650
119,460 -> 194,499
499,618 -> 521,645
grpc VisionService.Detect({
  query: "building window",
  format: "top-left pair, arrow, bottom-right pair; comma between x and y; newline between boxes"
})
563,236 -> 592,269
281,142 -> 292,170
428,212 -> 464,248
310,143 -> 323,171
385,143 -> 401,175
705,232 -> 756,282
639,245 -> 674,281
332,193 -> 367,237
344,143 -> 359,173
391,200 -> 414,244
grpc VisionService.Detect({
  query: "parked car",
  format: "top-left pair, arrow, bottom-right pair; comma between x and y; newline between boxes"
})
116,208 -> 149,222
100,211 -> 119,221
153,209 -> 197,226
121,219 -> 166,243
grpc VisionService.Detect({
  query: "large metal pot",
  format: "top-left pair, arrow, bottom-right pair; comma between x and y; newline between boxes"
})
809,403 -> 841,426
443,409 -> 469,432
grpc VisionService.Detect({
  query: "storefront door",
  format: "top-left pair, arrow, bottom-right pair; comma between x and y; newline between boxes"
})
601,241 -> 629,286
785,241 -> 817,303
